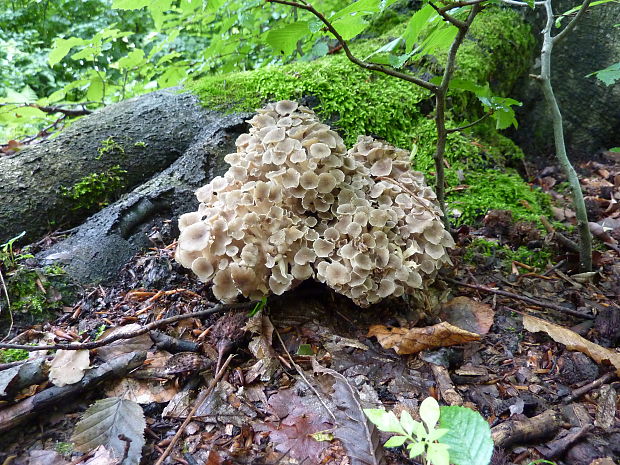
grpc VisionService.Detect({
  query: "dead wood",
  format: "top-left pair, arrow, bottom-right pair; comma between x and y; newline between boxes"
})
491,409 -> 564,449
0,351 -> 146,433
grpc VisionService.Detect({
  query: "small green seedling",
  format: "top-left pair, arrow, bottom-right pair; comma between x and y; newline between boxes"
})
248,296 -> 267,317
365,397 -> 450,465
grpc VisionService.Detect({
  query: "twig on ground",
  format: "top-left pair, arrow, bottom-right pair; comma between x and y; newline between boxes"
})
562,371 -> 617,403
154,354 -> 235,465
0,301 -> 254,351
274,328 -> 336,422
0,269 -> 13,341
445,278 -> 595,319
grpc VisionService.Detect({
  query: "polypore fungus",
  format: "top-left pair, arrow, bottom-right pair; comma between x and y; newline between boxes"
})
175,101 -> 454,306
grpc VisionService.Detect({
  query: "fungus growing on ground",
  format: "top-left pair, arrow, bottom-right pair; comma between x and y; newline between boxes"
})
175,101 -> 454,307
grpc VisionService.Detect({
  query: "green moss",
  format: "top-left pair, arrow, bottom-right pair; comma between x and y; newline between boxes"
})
189,7 -> 540,225
0,348 -> 29,363
55,442 -> 74,456
455,8 -> 535,94
96,136 -> 125,160
61,165 -> 127,211
449,170 -> 550,226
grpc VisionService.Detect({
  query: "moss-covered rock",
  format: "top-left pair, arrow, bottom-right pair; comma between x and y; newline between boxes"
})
189,6 -> 545,225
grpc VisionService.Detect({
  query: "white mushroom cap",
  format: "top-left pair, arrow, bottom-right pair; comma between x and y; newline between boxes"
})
213,269 -> 239,302
263,127 -> 286,145
179,222 -> 211,252
313,238 -> 335,258
275,100 -> 298,115
325,261 -> 350,286
317,173 -> 337,193
175,248 -> 202,268
300,171 -> 319,190
309,143 -> 331,159
191,257 -> 215,282
178,212 -> 202,231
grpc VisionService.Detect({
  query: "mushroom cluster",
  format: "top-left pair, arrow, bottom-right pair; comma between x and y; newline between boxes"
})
175,101 -> 454,307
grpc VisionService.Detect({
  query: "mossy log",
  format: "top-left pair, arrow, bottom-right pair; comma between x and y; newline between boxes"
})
0,89 -> 218,244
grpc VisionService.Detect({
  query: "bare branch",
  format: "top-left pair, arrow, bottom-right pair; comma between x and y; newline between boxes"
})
429,1 -> 467,28
0,301 -> 254,351
265,0 -> 438,92
0,102 -> 92,117
553,0 -> 593,44
446,113 -> 489,133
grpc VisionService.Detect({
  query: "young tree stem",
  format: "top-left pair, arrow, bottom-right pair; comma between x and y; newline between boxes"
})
539,0 -> 592,271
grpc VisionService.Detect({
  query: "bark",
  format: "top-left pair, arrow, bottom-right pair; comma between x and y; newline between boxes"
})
0,89 -> 220,244
37,110 -> 251,284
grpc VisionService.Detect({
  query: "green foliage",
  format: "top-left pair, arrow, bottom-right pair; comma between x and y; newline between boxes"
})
0,348 -> 29,363
365,397 -> 493,465
589,61 -> 620,86
60,165 -> 127,211
96,136 -> 125,160
438,405 -> 494,465
365,397 -> 450,465
248,296 -> 268,317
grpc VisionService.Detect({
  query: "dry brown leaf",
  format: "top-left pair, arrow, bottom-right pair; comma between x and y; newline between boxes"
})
105,377 -> 178,404
439,296 -> 495,335
523,315 -> 620,374
49,349 -> 90,387
96,324 -> 153,362
367,322 -> 481,355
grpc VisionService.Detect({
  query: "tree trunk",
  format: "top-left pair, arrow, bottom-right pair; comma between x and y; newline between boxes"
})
513,1 -> 620,158
0,89 -> 222,244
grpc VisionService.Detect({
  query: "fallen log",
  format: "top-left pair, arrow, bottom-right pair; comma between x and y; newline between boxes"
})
0,89 -> 219,244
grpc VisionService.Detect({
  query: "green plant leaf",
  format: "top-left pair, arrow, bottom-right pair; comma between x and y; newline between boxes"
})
407,441 -> 426,458
403,4 -> 436,53
399,410 -> 418,436
427,442 -> 451,465
363,409 -> 406,435
420,397 -> 441,431
610,147 -> 620,153
49,37 -> 87,66
384,435 -> 408,448
112,0 -> 150,10
118,49 -> 146,69
439,406 -> 493,465
266,21 -> 310,56
589,62 -> 620,86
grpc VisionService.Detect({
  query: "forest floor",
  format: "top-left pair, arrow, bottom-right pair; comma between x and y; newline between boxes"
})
0,151 -> 619,465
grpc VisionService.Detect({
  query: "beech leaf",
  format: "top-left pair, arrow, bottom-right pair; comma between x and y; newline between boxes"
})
368,322 -> 480,355
72,397 -> 146,465
439,406 -> 493,465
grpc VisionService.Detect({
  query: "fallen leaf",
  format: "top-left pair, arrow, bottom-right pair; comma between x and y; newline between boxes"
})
26,450 -> 68,465
312,360 -> 386,465
49,349 -> 90,387
245,314 -> 280,383
96,324 -> 153,362
82,445 -> 117,465
105,377 -> 178,404
368,322 -> 481,355
523,315 -> 620,374
439,296 -> 495,335
259,389 -> 332,462
72,397 -> 145,465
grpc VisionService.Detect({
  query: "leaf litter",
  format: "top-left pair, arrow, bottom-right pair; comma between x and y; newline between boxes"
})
2,153 -> 620,465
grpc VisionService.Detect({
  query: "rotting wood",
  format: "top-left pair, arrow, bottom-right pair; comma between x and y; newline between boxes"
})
430,363 -> 464,406
491,409 -> 564,449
